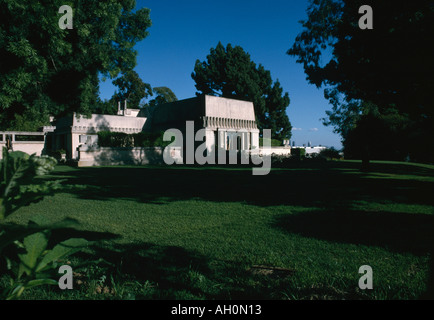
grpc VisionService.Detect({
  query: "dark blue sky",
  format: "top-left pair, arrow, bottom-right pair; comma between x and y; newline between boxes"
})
99,0 -> 343,149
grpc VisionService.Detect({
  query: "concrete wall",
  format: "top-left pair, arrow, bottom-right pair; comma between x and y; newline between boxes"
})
204,95 -> 256,121
146,95 -> 258,132
145,97 -> 203,133
71,113 -> 147,133
0,131 -> 46,159
0,142 -> 45,159
304,146 -> 327,155
52,113 -> 148,160
77,145 -> 278,167
77,146 -> 183,167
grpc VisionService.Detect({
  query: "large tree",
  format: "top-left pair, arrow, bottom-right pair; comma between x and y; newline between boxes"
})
0,0 -> 151,130
111,70 -> 152,109
147,87 -> 178,107
93,81 -> 178,115
288,0 -> 434,164
192,42 -> 292,141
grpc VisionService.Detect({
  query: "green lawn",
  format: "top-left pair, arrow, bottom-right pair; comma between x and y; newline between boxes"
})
3,160 -> 434,300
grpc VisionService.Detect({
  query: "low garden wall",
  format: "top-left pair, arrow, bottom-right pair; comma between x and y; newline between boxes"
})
0,131 -> 46,159
77,146 -> 183,167
255,147 -> 292,157
0,142 -> 46,159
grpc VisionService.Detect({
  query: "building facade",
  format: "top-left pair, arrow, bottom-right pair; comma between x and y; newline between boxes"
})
46,95 -> 261,163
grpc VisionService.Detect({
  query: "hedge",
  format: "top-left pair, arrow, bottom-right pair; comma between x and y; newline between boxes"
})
97,131 -> 172,148
259,138 -> 282,147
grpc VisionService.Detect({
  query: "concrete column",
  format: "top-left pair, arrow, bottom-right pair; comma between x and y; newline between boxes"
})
205,129 -> 215,154
243,131 -> 248,150
251,130 -> 260,150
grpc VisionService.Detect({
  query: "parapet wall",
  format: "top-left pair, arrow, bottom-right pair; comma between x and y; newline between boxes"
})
0,142 -> 45,159
0,131 -> 46,159
77,146 -> 183,167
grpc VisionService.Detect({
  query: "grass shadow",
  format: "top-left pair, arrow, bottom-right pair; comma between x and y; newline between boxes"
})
32,160 -> 434,299
48,161 -> 434,209
71,242 -> 283,299
273,209 -> 434,256
273,208 -> 434,299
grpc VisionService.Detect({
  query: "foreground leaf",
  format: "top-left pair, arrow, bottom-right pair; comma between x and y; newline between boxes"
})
18,231 -> 49,278
36,238 -> 89,273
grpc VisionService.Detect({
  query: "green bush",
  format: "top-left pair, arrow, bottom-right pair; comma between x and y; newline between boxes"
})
50,149 -> 66,161
291,147 -> 306,160
132,132 -> 171,148
97,131 -> 133,148
270,150 -> 327,168
319,147 -> 341,160
259,138 -> 282,147
97,131 -> 171,148
0,148 -> 89,299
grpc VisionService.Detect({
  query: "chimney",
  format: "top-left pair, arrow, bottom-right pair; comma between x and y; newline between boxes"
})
117,101 -> 121,115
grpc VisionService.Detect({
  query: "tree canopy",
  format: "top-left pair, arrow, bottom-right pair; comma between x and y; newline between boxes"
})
192,42 -> 292,140
288,0 -> 434,163
93,78 -> 178,115
147,87 -> 178,107
0,0 -> 151,130
111,70 -> 152,109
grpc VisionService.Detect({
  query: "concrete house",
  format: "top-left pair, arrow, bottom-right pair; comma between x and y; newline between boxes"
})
48,95 -> 262,165
0,95 -> 295,165
144,95 -> 260,152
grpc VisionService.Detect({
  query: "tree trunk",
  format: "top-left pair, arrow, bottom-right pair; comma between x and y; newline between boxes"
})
361,144 -> 370,172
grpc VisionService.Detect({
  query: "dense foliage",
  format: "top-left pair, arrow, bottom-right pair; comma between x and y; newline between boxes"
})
111,70 -> 153,110
97,131 -> 170,148
0,148 -> 88,299
288,0 -> 434,164
192,42 -> 292,141
147,87 -> 178,107
0,0 -> 151,130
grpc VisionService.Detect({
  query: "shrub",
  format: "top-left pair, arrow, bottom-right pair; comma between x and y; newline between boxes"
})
97,131 -> 171,148
97,131 -> 133,148
319,147 -> 341,160
132,132 -> 171,148
50,149 -> 66,161
0,148 -> 89,299
270,149 -> 328,168
270,154 -> 292,167
291,148 -> 306,161
260,138 -> 282,147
